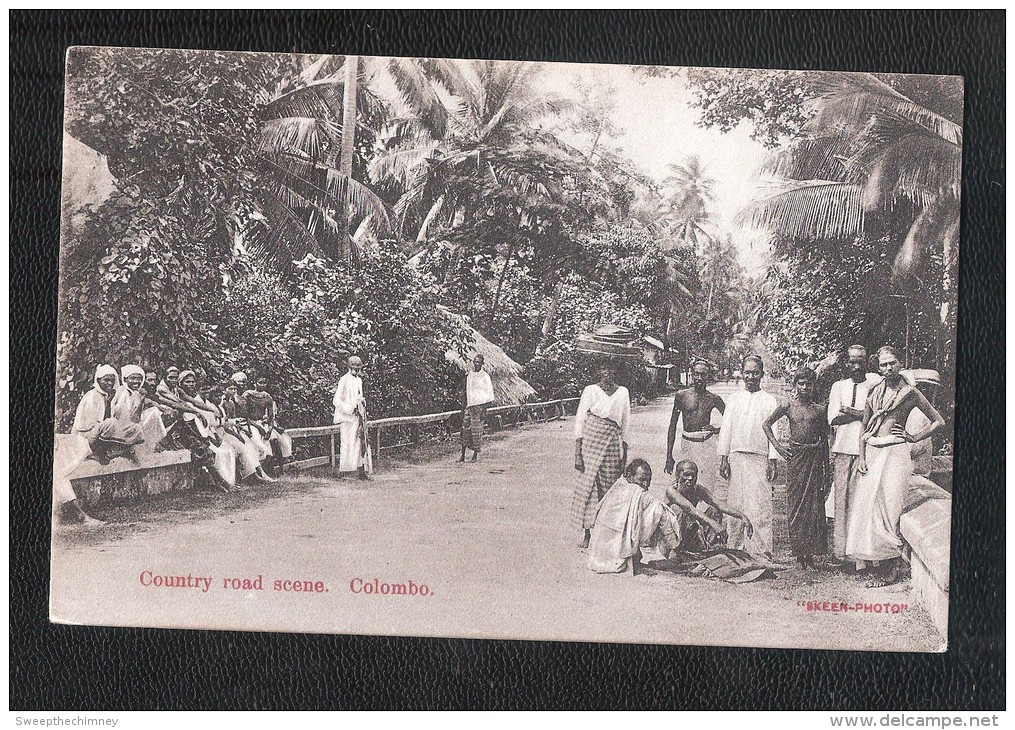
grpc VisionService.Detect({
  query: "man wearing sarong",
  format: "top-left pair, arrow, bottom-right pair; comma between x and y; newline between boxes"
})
72,364 -> 145,464
333,355 -> 373,479
717,355 -> 779,556
459,354 -> 495,462
847,346 -> 944,587
177,371 -> 276,490
152,365 -> 209,449
664,460 -> 753,556
665,360 -> 725,486
572,362 -> 630,548
226,372 -> 270,462
763,367 -> 831,569
112,364 -> 169,456
245,374 -> 294,474
588,460 -> 679,575
827,345 -> 882,567
53,364 -> 132,526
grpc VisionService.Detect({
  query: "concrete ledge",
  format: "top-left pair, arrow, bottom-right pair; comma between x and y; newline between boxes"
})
901,475 -> 951,639
69,449 -> 194,509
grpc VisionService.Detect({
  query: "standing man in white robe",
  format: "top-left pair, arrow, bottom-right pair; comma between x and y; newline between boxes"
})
717,354 -> 780,556
333,355 -> 373,479
827,345 -> 882,567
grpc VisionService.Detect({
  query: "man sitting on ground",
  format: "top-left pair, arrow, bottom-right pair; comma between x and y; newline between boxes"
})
587,459 -> 680,576
662,460 -> 754,555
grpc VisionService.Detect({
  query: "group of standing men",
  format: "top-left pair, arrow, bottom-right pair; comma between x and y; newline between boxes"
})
574,345 -> 945,588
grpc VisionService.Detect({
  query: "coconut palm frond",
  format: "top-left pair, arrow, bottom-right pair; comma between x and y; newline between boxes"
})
245,192 -> 325,269
369,141 -> 442,189
258,116 -> 340,159
861,131 -> 963,210
809,73 -> 963,145
762,135 -> 856,182
739,181 -> 865,241
264,151 -> 392,233
387,58 -> 451,139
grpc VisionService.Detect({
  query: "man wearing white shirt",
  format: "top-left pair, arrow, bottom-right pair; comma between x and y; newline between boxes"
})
333,355 -> 372,478
827,345 -> 881,565
717,355 -> 779,556
571,363 -> 631,548
460,354 -> 495,462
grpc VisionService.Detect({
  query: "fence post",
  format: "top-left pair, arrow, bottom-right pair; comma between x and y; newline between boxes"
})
330,433 -> 337,473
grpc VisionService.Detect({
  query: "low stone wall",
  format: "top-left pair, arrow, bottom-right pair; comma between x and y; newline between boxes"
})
68,448 -> 194,510
900,475 -> 951,640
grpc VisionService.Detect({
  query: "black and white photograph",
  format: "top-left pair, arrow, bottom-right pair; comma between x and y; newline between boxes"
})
50,46 -> 961,653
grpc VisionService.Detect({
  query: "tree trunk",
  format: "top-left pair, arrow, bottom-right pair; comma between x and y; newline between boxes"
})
338,55 -> 359,261
536,280 -> 565,355
489,238 -> 517,330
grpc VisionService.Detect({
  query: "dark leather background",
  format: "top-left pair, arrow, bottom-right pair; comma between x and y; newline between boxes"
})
10,10 -> 1005,710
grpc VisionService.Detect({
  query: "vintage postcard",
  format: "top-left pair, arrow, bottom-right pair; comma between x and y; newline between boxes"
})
51,46 -> 960,652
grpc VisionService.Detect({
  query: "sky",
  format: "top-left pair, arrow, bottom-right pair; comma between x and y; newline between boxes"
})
544,62 -> 775,273
369,56 -> 777,274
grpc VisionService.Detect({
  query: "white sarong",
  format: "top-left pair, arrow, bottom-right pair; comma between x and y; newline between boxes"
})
726,452 -> 773,555
846,439 -> 912,562
677,431 -> 719,487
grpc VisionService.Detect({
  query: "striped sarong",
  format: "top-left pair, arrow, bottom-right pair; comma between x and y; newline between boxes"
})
461,405 -> 485,452
571,413 -> 624,530
786,440 -> 831,557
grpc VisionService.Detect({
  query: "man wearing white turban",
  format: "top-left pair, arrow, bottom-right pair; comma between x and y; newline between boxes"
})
112,364 -> 168,455
72,364 -> 144,463
333,355 -> 372,478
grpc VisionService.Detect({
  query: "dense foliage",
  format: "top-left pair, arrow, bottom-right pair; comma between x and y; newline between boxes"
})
58,49 -> 956,448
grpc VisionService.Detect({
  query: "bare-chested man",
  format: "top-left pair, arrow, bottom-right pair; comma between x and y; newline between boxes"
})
665,361 -> 725,485
763,368 -> 831,569
847,346 -> 944,587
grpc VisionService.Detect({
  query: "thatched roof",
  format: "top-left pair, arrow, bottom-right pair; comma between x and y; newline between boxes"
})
446,327 -> 536,406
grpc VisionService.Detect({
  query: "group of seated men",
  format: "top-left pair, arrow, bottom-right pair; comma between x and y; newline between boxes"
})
586,458 -> 752,576
54,364 -> 294,525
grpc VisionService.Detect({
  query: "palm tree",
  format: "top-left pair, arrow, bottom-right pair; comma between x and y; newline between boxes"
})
664,155 -> 717,250
372,58 -> 598,325
372,59 -> 583,240
699,234 -> 742,317
739,72 -> 961,326
243,54 -> 392,268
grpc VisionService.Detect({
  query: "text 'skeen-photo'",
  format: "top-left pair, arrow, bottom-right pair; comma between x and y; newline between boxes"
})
51,47 -> 961,652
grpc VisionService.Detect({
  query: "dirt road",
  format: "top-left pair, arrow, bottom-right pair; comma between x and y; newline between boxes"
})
51,387 -> 943,652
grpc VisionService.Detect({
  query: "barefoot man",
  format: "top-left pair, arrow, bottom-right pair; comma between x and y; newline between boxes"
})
459,354 -> 495,462
847,346 -> 944,587
665,360 -> 725,486
333,355 -> 373,479
827,345 -> 881,567
717,355 -> 779,556
763,367 -> 831,569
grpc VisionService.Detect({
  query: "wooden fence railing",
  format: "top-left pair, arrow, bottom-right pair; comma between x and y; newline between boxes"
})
286,397 -> 582,472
